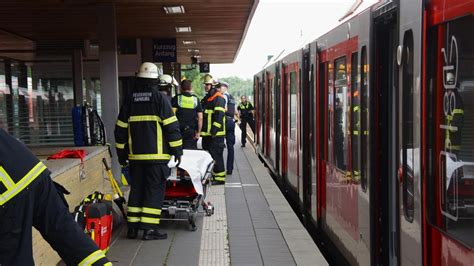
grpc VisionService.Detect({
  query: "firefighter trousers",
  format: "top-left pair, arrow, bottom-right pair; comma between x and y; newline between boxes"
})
0,173 -> 110,266
202,136 -> 226,181
127,163 -> 169,230
225,118 -> 235,173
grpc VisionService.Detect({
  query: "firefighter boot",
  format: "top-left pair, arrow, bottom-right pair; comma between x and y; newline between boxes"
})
127,228 -> 138,239
143,229 -> 168,240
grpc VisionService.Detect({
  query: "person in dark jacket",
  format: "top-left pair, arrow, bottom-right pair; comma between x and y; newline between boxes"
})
171,79 -> 203,149
217,81 -> 236,175
115,62 -> 183,240
237,96 -> 255,147
0,128 -> 111,266
201,74 -> 227,184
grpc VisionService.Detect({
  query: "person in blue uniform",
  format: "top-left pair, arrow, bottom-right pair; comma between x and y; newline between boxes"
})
217,81 -> 236,175
237,96 -> 255,147
171,79 -> 203,150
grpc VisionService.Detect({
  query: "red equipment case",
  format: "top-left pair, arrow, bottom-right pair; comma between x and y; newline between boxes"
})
85,202 -> 113,251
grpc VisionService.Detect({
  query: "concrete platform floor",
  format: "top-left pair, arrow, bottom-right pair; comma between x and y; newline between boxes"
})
107,127 -> 326,266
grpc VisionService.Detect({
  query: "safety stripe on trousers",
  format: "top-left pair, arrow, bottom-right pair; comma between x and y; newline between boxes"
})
141,217 -> 160,224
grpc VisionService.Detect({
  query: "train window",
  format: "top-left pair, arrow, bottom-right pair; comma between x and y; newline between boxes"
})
401,30 -> 415,222
427,16 -> 474,247
350,52 -> 360,184
290,71 -> 297,140
360,46 -> 368,192
334,57 -> 348,171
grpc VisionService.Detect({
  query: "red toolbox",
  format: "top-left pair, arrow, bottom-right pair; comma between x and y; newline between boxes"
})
85,202 -> 113,251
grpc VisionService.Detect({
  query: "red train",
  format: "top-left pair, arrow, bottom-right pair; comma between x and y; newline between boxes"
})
253,0 -> 474,265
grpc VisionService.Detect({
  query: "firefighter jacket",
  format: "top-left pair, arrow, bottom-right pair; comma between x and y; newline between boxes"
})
0,129 -> 48,206
115,78 -> 183,164
171,92 -> 203,131
201,88 -> 226,137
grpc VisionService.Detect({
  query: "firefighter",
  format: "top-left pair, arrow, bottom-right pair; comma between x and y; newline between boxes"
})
237,95 -> 255,147
115,62 -> 183,240
171,79 -> 203,149
0,128 -> 111,265
217,81 -> 236,175
158,74 -> 178,101
201,74 -> 227,184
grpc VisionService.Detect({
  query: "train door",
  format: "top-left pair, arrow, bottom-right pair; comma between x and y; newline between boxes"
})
318,58 -> 328,220
397,0 -> 423,265
425,2 -> 474,265
254,76 -> 260,150
266,71 -> 274,166
260,75 -> 266,153
301,47 -> 311,211
284,59 -> 300,193
373,2 -> 399,265
356,11 -> 371,266
309,41 -> 319,221
275,64 -> 281,177
281,64 -> 289,183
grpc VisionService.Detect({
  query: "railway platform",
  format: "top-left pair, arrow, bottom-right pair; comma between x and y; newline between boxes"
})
106,128 -> 327,266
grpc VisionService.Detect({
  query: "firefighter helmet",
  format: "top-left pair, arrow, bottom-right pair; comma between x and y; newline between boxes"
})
203,74 -> 218,85
137,62 -> 159,79
159,74 -> 179,86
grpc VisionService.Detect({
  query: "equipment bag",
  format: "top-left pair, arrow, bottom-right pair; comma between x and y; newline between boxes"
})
71,192 -> 113,252
72,103 -> 107,146
85,202 -> 113,251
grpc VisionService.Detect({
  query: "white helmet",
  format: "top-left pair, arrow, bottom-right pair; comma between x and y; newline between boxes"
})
137,62 -> 159,79
159,74 -> 179,87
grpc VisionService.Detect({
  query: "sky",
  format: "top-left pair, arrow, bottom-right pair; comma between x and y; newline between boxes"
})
211,0 -> 367,80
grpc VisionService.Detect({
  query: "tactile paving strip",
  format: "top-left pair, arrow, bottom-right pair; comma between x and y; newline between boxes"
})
199,185 -> 230,266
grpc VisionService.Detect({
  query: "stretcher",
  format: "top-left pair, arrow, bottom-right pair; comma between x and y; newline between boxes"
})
162,149 -> 215,230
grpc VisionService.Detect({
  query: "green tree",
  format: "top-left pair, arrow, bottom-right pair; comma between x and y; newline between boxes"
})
181,65 -> 206,98
180,67 -> 254,102
218,76 -> 253,101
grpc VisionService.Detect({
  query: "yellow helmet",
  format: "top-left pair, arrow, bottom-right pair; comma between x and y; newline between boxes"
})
203,74 -> 218,85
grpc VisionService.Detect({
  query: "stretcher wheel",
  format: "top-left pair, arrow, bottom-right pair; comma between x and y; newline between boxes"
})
205,202 -> 214,216
189,212 -> 197,231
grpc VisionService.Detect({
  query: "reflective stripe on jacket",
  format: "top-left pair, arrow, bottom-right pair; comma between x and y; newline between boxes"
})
0,129 -> 47,206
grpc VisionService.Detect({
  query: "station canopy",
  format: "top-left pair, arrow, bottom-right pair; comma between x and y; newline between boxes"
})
0,0 -> 258,64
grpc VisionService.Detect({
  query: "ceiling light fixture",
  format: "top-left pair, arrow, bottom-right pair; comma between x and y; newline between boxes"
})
163,5 -> 185,14
187,48 -> 200,53
176,26 -> 192,33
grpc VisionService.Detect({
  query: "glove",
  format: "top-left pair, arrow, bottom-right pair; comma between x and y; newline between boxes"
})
175,156 -> 182,168
118,157 -> 128,166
